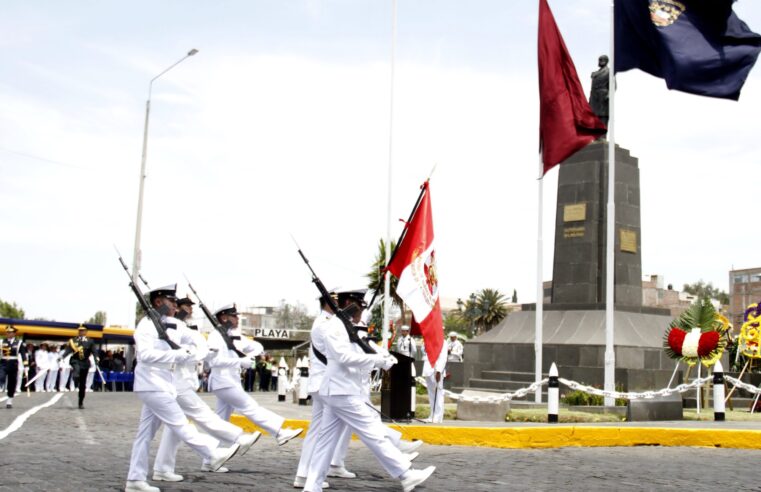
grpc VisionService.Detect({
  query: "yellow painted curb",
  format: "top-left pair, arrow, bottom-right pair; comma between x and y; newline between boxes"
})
230,415 -> 761,450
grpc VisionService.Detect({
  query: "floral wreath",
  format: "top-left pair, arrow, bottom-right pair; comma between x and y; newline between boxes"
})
738,302 -> 761,359
663,298 -> 730,367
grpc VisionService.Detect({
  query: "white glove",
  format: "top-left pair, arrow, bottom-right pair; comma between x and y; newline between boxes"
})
360,309 -> 371,325
239,358 -> 254,369
374,354 -> 397,371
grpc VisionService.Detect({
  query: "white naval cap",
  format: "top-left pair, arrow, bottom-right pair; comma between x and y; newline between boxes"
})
448,331 -> 460,338
214,303 -> 239,318
148,284 -> 178,302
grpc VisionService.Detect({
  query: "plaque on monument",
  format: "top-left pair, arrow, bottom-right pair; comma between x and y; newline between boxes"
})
620,229 -> 638,254
563,203 -> 587,222
563,226 -> 585,239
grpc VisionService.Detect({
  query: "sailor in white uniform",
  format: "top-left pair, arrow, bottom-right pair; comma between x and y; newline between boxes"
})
207,303 -> 303,449
421,337 -> 447,423
125,285 -> 240,492
395,325 -> 417,359
302,290 -> 435,492
152,296 -> 261,482
446,332 -> 463,362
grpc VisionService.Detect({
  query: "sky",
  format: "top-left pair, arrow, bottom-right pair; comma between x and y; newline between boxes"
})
1,0 -> 759,327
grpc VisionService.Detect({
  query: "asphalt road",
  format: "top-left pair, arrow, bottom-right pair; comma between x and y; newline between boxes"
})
0,391 -> 758,491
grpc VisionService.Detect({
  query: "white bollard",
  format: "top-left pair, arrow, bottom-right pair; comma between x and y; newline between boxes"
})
298,357 -> 309,406
277,367 -> 287,402
547,363 -> 559,423
713,360 -> 725,421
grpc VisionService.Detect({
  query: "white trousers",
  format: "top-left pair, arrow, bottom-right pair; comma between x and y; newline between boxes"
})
304,394 -> 410,492
60,367 -> 71,390
154,387 -> 244,473
86,371 -> 94,391
213,385 -> 285,438
426,374 -> 444,423
330,409 -> 402,468
295,392 -> 346,479
35,370 -> 47,392
46,369 -> 58,391
126,391 -> 219,481
15,363 -> 23,393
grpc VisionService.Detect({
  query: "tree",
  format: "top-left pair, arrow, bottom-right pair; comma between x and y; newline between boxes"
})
473,288 -> 508,333
274,300 -> 314,331
366,238 -> 406,324
87,311 -> 107,326
443,311 -> 469,336
683,280 -> 729,305
512,289 -> 518,303
0,299 -> 25,319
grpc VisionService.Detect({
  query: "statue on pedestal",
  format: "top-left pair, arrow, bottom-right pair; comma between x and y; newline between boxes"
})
589,55 -> 610,128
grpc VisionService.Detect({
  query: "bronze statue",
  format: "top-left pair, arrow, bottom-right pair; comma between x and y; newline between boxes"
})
589,55 -> 609,127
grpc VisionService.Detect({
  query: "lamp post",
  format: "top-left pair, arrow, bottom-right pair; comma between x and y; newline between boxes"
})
131,49 -> 198,290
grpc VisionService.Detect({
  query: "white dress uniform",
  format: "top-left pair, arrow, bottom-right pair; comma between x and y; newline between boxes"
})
295,310 -> 334,482
447,337 -> 464,362
153,320 -> 251,475
207,328 -> 286,439
85,354 -> 96,391
422,343 -> 447,423
35,348 -> 49,392
303,316 -> 411,492
395,334 -> 417,359
126,317 -> 221,482
329,337 -> 402,471
46,349 -> 60,391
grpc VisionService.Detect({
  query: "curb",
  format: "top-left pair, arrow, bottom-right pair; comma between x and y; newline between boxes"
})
230,415 -> 761,450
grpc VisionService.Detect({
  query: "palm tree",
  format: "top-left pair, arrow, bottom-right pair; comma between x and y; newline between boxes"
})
366,238 -> 406,324
473,288 -> 508,334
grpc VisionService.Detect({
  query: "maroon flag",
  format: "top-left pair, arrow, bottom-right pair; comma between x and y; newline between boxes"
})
538,0 -> 606,175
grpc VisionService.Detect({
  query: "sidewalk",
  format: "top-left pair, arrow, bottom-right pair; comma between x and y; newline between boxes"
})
224,391 -> 761,450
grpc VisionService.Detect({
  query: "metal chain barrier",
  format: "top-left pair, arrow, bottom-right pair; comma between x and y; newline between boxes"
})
414,376 -> 549,403
558,376 -> 712,400
725,376 -> 761,395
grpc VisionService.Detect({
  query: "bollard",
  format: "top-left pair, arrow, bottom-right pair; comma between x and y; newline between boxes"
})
298,357 -> 310,406
548,363 -> 559,423
713,360 -> 725,421
410,363 -> 417,419
277,367 -> 287,402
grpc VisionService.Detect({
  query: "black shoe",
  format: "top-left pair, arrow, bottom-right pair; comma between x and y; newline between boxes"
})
5,403 -> 11,409
78,403 -> 84,409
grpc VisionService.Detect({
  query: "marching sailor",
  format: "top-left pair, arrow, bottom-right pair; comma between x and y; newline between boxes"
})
446,332 -> 463,362
206,304 -> 303,450
2,325 -> 27,409
60,325 -> 99,409
34,343 -> 49,393
152,296 -> 262,481
125,284 -> 240,492
302,290 -> 435,492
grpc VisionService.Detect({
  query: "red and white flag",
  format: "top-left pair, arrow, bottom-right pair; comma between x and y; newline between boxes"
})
387,181 -> 444,367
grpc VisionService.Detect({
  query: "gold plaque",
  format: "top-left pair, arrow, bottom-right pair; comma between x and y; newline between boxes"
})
564,226 -> 585,239
620,229 -> 637,253
563,203 -> 586,222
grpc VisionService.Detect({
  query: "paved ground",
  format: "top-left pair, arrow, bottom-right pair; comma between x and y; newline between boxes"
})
0,391 -> 760,491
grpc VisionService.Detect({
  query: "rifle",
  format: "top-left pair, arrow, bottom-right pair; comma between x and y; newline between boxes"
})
115,252 -> 181,350
185,278 -> 248,359
291,236 -> 376,355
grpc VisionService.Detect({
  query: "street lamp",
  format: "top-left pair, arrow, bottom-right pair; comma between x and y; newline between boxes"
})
131,49 -> 198,291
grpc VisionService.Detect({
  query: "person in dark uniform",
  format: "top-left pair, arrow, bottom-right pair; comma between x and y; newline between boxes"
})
60,325 -> 99,409
2,325 -> 27,409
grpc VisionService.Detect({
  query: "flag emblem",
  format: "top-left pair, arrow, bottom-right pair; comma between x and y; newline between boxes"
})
649,0 -> 685,28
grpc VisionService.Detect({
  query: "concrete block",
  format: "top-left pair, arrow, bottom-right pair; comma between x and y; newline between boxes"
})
626,393 -> 682,421
456,390 -> 510,422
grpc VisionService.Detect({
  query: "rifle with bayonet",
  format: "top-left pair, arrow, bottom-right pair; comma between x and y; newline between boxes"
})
185,278 -> 248,359
291,238 -> 377,356
116,253 -> 181,350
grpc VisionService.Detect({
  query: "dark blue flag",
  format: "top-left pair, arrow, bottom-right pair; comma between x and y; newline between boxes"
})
615,0 -> 761,100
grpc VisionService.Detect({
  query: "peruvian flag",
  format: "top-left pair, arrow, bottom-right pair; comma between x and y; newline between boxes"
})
387,181 -> 444,367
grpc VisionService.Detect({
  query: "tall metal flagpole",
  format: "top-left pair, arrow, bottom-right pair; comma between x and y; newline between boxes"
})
382,0 -> 398,347
604,1 -> 617,407
535,155 -> 544,403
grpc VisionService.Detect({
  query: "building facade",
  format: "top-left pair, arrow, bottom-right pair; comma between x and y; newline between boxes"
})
729,267 -> 761,328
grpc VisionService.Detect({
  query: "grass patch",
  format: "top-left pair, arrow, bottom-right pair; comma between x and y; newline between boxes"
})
683,409 -> 761,422
507,408 -> 623,423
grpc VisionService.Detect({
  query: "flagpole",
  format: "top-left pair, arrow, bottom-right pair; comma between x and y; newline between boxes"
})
535,154 -> 544,403
382,0 -> 398,348
604,0 -> 617,407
